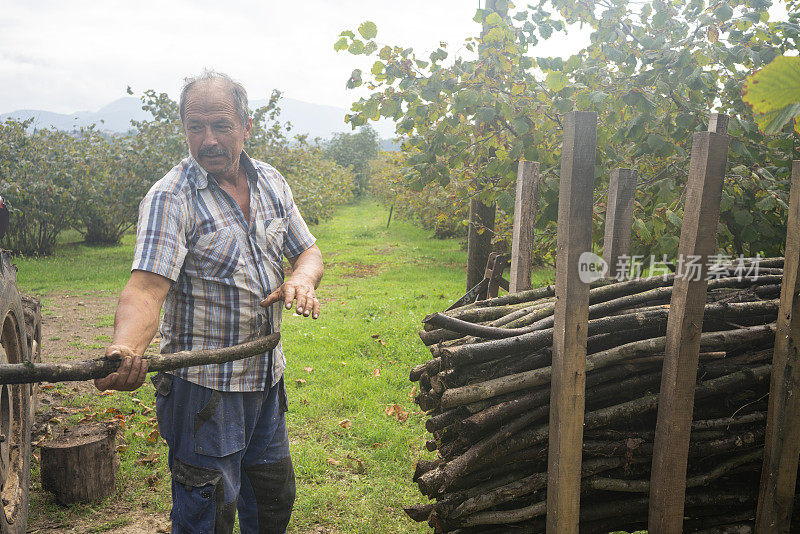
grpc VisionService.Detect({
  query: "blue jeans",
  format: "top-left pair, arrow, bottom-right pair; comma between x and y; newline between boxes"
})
153,372 -> 295,533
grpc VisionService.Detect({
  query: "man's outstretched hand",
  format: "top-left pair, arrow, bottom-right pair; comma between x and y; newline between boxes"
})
261,275 -> 320,319
94,345 -> 149,392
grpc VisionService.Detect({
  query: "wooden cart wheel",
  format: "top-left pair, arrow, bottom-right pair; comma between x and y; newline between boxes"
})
0,255 -> 32,534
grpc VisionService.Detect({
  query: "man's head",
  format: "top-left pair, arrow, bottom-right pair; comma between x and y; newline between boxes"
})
180,70 -> 252,180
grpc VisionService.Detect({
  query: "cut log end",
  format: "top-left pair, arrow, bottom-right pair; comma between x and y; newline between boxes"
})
40,421 -> 119,504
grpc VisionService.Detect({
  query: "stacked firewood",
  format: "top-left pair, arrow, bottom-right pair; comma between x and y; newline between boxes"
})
405,257 -> 798,533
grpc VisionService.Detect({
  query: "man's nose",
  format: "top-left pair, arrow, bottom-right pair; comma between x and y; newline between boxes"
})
200,126 -> 219,146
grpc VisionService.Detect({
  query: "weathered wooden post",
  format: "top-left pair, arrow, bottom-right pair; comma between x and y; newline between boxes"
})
546,111 -> 597,534
648,114 -> 730,533
603,168 -> 637,279
509,161 -> 541,293
755,160 -> 800,533
466,200 -> 496,291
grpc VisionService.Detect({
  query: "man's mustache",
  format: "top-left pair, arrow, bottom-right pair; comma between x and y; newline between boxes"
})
198,147 -> 228,158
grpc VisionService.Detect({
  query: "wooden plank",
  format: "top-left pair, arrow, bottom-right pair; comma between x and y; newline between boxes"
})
466,199 -> 496,291
510,161 -> 541,293
648,119 -> 730,534
602,168 -> 637,279
755,160 -> 800,534
546,111 -> 597,534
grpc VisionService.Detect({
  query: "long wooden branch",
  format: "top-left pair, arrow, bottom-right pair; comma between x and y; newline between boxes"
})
0,333 -> 281,384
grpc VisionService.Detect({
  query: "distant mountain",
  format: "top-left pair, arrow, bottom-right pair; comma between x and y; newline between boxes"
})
1,96 -> 398,141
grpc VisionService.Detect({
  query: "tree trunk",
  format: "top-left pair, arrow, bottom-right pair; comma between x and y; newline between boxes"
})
41,421 -> 119,504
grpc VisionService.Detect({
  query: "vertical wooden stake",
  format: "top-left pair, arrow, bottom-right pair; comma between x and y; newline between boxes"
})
510,161 -> 541,292
546,111 -> 597,534
755,161 -> 800,534
603,168 -> 637,279
648,116 -> 730,534
466,199 -> 496,291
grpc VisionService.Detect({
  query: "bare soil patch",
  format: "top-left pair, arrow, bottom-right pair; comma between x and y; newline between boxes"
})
339,262 -> 382,278
29,291 -> 171,533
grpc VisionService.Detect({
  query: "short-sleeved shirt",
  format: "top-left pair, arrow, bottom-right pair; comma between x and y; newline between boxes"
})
132,152 -> 316,392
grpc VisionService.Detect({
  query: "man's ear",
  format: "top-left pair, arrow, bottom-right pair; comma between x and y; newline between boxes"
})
244,117 -> 253,140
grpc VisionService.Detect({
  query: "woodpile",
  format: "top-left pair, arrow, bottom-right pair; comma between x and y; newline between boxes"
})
405,258 -> 799,533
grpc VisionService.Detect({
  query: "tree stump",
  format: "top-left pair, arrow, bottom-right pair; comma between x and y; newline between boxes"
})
40,421 -> 119,504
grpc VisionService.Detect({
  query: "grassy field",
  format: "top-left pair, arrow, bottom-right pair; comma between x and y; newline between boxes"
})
17,200 -> 555,533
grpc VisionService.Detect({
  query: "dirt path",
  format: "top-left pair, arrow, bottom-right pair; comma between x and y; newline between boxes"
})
31,291 -> 171,533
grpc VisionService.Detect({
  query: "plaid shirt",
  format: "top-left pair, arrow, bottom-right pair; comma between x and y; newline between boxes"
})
132,152 -> 316,392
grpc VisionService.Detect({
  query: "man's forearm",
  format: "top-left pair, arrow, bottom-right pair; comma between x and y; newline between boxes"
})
289,244 -> 324,288
111,271 -> 172,355
112,287 -> 162,355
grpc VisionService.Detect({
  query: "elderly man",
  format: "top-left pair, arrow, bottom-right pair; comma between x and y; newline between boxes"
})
94,71 -> 323,533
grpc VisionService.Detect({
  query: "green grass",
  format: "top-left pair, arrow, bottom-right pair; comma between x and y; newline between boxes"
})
19,200 -> 554,532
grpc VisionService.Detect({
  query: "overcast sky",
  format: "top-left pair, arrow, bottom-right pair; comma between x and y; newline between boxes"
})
0,0 -> 593,114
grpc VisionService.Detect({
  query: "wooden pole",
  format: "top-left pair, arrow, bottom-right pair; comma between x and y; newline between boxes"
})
466,199 -> 496,291
603,168 -> 637,279
755,160 -> 800,533
546,111 -> 597,534
648,115 -> 729,533
510,161 -> 541,293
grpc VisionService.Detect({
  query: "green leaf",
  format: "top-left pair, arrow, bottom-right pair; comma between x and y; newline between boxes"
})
334,37 -> 349,52
733,208 -> 753,227
348,41 -> 364,55
545,71 -> 568,92
743,56 -> 800,134
358,21 -> 378,40
477,107 -> 497,123
756,195 -> 776,211
714,4 -> 733,22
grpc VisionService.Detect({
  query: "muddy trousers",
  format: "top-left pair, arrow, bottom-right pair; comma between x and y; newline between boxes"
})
153,372 -> 296,534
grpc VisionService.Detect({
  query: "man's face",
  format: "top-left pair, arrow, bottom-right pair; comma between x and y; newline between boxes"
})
182,81 -> 252,179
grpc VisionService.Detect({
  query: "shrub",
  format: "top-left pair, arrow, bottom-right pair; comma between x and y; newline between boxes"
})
0,120 -> 80,255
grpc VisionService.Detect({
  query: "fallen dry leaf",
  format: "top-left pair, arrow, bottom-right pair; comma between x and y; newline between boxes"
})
340,361 -> 347,366
371,334 -> 380,339
131,397 -> 142,405
372,368 -> 381,377
32,450 -> 40,463
338,419 -> 352,429
136,452 -> 160,465
115,445 -> 128,453
78,412 -> 98,423
371,442 -> 384,449
141,406 -> 154,415
326,457 -> 341,466
104,407 -> 121,415
378,339 -> 387,346
385,404 -> 409,423
408,386 -> 418,399
347,454 -> 364,472
385,404 -> 402,417
147,429 -> 160,443
101,391 -> 114,396
146,472 -> 160,487
295,378 -> 307,386
156,523 -> 171,533
303,366 -> 314,374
